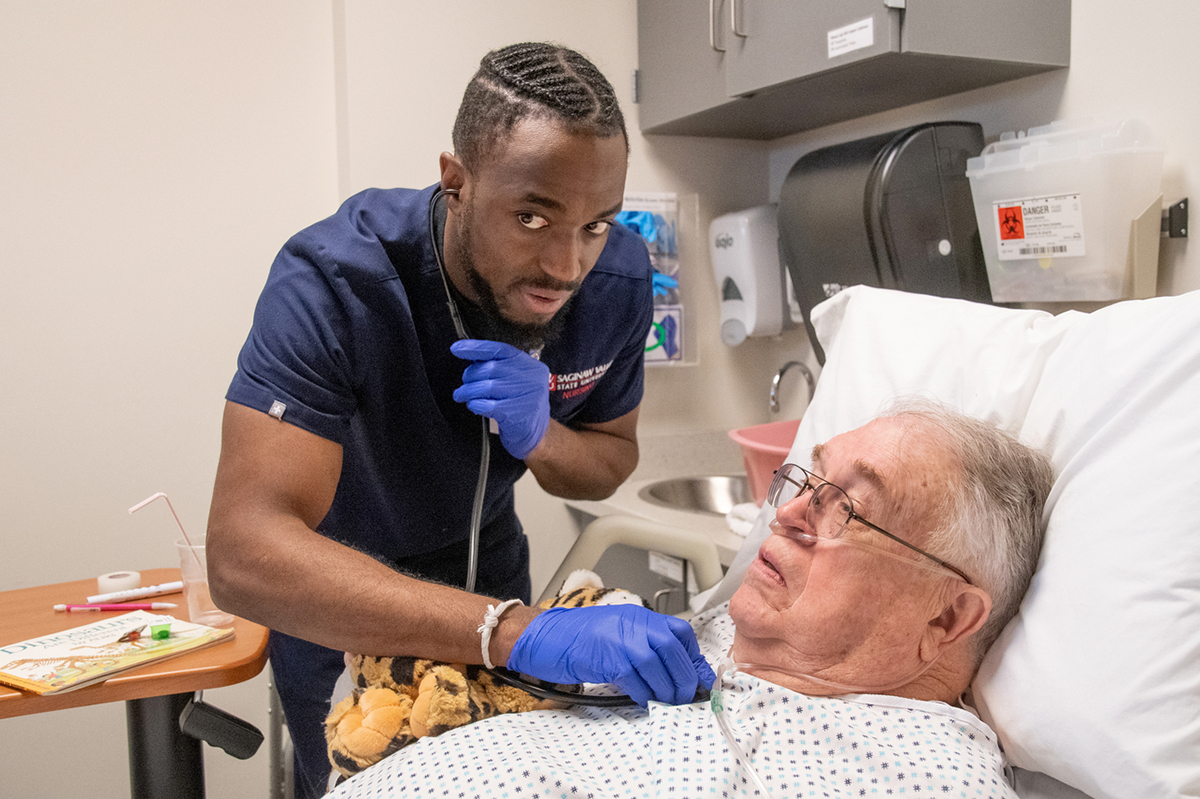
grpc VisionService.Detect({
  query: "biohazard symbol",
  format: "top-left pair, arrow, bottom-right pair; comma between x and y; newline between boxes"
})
998,206 -> 1025,240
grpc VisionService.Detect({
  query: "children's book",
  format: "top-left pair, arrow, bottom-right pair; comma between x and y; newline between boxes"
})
0,610 -> 234,695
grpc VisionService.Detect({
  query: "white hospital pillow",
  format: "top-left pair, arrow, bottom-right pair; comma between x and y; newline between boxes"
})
773,285 -> 1200,799
701,287 -> 1066,611
977,291 -> 1200,799
788,285 -> 1068,450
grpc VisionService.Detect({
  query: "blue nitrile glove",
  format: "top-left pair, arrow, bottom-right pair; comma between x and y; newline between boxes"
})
506,605 -> 716,707
451,339 -> 551,460
615,210 -> 658,244
651,271 -> 679,297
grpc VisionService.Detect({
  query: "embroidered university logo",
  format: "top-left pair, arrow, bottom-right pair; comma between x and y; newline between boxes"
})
550,360 -> 613,401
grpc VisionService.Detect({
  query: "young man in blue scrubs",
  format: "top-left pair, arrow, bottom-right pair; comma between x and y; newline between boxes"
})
206,43 -> 714,797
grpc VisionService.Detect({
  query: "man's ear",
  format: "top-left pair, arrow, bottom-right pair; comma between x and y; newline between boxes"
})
438,152 -> 466,201
919,584 -> 992,662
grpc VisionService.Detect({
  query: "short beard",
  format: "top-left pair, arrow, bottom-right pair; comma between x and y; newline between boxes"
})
451,200 -> 575,353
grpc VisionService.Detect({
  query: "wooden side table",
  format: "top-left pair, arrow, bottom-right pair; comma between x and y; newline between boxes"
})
1,568 -> 270,798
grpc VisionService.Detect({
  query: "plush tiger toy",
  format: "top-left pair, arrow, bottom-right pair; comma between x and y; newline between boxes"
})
325,570 -> 645,780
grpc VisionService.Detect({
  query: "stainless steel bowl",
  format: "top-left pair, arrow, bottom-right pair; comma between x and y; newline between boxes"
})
637,475 -> 752,516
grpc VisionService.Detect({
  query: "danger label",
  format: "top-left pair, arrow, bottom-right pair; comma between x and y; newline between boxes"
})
993,194 -> 1086,261
998,206 -> 1025,240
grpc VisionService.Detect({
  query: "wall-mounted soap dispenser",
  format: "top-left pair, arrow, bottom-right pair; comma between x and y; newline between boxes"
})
709,205 -> 790,346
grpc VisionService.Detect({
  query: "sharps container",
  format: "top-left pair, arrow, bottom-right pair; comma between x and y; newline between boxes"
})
965,118 -> 1164,302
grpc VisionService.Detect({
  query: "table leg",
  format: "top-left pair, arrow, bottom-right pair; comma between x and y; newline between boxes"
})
126,692 -> 205,799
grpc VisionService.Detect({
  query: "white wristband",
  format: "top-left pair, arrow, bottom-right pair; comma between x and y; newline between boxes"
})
477,598 -> 524,669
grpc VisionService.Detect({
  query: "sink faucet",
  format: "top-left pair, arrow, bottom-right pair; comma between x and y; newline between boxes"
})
770,360 -> 815,414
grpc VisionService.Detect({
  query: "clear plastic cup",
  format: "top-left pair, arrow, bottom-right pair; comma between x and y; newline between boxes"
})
176,539 -> 235,628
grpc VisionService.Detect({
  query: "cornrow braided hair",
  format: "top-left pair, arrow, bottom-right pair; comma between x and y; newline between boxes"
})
452,42 -> 628,173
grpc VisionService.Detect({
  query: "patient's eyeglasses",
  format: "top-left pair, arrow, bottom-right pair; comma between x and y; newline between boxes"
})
766,463 -> 973,584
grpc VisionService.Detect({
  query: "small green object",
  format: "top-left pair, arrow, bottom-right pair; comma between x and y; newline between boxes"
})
709,688 -> 724,714
150,623 -> 171,640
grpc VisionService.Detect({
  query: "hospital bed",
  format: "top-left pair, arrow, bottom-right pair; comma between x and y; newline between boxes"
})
323,284 -> 1200,799
683,284 -> 1200,799
549,284 -> 1200,799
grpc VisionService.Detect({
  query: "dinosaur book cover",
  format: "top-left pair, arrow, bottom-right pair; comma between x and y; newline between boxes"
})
0,610 -> 233,695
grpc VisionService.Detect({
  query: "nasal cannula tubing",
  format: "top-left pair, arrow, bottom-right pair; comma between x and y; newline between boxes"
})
711,663 -> 775,798
430,187 -> 487,593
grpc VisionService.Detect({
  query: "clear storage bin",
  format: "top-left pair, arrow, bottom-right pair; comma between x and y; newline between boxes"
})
965,119 -> 1164,302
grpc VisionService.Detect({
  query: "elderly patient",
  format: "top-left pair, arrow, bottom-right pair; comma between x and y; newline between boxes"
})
327,399 -> 1054,798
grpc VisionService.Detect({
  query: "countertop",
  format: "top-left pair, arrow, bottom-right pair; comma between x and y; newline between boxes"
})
563,429 -> 755,567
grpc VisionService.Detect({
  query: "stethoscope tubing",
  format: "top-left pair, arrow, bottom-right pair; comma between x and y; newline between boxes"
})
429,188 -> 488,594
430,188 -> 656,708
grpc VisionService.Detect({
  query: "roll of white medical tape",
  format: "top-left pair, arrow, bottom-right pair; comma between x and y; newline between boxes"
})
97,571 -> 141,593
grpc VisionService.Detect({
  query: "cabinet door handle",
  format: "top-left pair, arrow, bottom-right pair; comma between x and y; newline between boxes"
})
731,0 -> 747,37
709,0 -> 726,52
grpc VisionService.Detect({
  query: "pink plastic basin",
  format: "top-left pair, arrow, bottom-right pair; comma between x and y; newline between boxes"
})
728,417 -> 802,506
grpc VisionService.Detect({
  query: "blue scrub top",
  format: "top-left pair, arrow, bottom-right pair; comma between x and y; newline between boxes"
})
226,184 -> 653,585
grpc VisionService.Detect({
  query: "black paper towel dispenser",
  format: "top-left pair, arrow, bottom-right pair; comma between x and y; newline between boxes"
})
778,122 -> 992,363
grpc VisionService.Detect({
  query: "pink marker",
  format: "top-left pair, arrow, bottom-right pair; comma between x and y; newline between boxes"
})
53,603 -> 178,612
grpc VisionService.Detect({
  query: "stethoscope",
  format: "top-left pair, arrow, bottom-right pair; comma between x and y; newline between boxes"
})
429,187 -> 488,596
427,189 -> 927,722
428,197 -> 940,738
429,188 -> 698,709
429,187 -> 644,707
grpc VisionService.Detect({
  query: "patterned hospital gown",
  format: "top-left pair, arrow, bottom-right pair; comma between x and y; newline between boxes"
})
328,606 -> 1018,798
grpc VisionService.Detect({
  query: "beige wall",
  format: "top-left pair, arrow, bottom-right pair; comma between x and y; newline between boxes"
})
0,3 -> 339,797
2,1 -> 1198,796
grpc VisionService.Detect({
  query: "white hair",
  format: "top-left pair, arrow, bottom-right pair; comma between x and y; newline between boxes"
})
882,397 -> 1054,658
